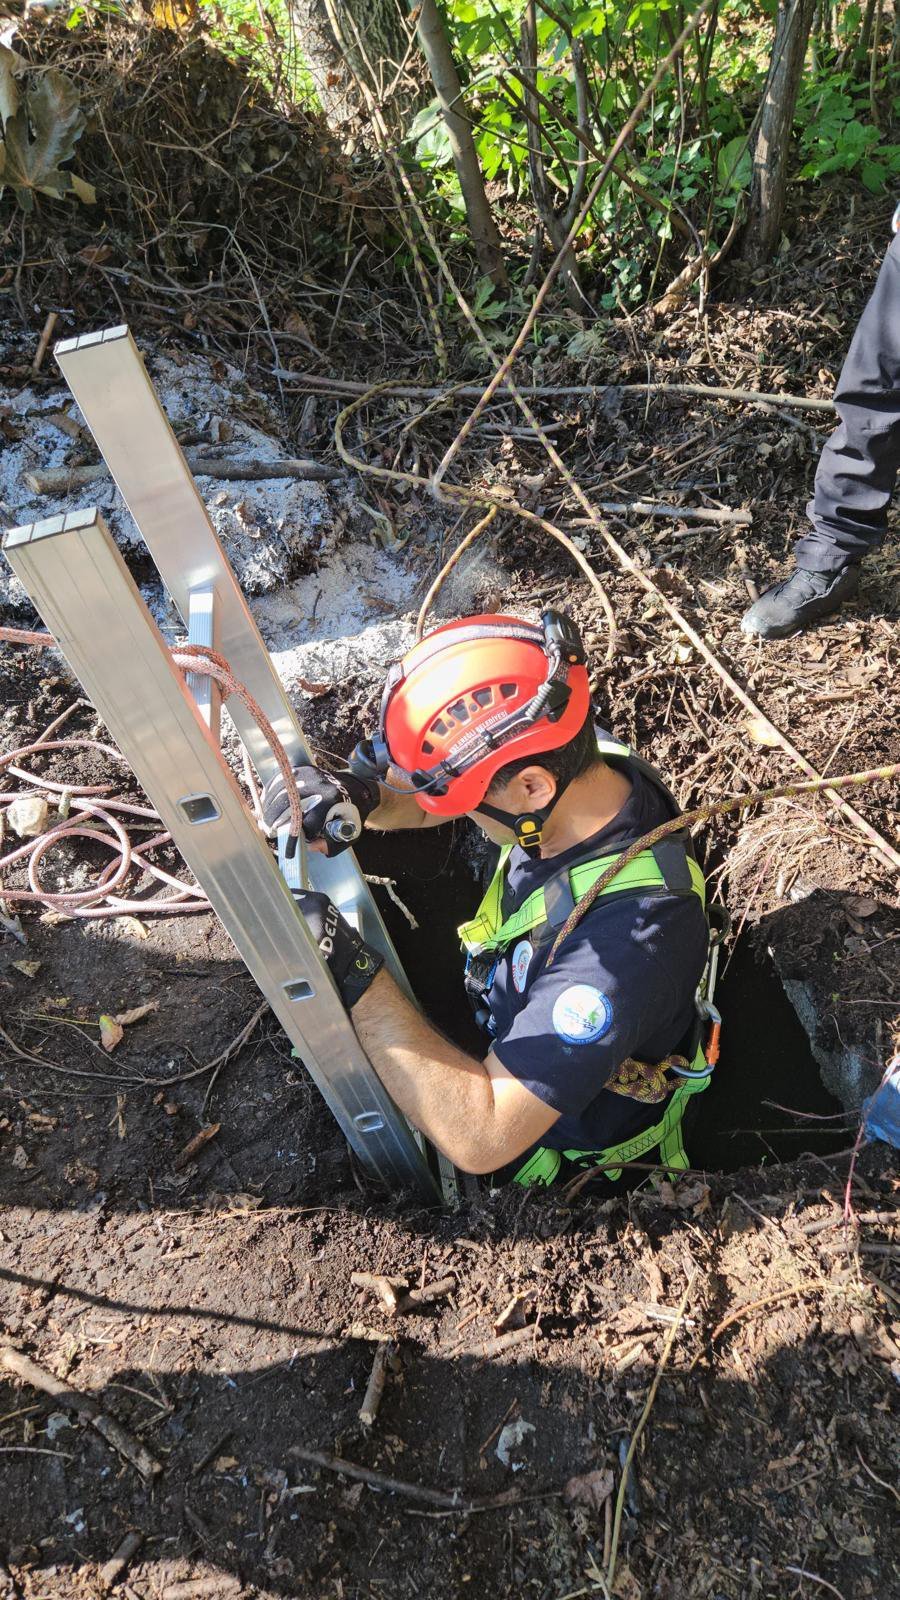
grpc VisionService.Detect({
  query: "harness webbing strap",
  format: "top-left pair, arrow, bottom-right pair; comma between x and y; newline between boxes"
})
459,849 -> 706,954
458,737 -> 705,956
509,1040 -> 712,1187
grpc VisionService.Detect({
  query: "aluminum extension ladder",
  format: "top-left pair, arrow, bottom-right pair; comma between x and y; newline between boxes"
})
3,326 -> 450,1204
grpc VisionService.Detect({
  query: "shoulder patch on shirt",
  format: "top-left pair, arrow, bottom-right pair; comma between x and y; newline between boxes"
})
552,984 -> 613,1046
511,939 -> 533,993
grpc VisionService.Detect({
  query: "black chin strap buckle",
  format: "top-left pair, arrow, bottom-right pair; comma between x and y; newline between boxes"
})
515,813 -> 544,851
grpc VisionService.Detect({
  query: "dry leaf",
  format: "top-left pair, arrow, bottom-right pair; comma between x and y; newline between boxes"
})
563,1466 -> 614,1513
745,715 -> 780,747
98,1014 -> 124,1053
0,69 -> 96,212
114,1001 -> 158,1027
11,1145 -> 29,1169
656,1177 -> 711,1212
611,1563 -> 642,1600
75,242 -> 112,266
214,1455 -> 239,1471
0,44 -> 27,128
116,915 -> 148,939
844,895 -> 878,919
11,960 -> 41,978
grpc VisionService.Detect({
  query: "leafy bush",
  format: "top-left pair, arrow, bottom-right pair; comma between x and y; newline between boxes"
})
797,75 -> 900,191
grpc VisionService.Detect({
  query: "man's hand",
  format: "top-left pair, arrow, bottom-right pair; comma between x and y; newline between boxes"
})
261,765 -> 379,856
293,890 -> 384,1009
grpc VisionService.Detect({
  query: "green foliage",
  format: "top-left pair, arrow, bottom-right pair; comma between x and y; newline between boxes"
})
407,0 -> 774,308
170,0 -> 897,306
797,75 -> 900,191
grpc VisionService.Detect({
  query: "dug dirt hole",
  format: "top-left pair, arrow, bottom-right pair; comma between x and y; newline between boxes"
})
357,823 -> 847,1178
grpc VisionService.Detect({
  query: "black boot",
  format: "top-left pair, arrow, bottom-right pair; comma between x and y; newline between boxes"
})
740,565 -> 860,640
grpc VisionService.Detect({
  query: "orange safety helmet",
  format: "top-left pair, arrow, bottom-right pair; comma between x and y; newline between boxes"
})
350,611 -> 591,846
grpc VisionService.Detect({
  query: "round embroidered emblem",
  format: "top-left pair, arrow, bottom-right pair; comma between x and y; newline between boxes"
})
511,939 -> 533,993
551,984 -> 613,1045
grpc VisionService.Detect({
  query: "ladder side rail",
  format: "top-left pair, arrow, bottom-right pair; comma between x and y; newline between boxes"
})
54,327 -> 411,987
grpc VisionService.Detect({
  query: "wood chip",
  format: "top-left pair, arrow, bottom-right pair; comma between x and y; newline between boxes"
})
173,1123 -> 221,1170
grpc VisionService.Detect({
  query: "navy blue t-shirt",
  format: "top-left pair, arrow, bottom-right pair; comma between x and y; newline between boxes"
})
486,764 -> 709,1153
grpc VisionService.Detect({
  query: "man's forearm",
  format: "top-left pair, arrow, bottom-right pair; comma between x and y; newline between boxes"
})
351,969 -> 494,1169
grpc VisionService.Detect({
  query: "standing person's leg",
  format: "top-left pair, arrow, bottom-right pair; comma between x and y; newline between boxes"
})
742,227 -> 900,639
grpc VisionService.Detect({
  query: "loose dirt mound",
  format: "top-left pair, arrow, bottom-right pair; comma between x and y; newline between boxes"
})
5,10 -> 396,350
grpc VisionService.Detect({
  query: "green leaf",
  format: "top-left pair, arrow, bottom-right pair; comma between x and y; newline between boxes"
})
860,160 -> 887,191
717,134 -> 751,192
0,68 -> 91,211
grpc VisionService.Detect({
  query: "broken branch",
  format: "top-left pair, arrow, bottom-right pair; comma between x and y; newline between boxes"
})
98,1531 -> 143,1592
290,1446 -> 539,1512
394,1276 -> 456,1314
0,1345 -> 161,1482
24,453 -> 340,496
358,1340 -> 396,1428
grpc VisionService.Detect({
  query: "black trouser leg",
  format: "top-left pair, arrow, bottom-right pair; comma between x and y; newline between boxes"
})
794,231 -> 900,573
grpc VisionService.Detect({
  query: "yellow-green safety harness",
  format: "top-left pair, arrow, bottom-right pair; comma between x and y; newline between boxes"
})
458,739 -> 714,1186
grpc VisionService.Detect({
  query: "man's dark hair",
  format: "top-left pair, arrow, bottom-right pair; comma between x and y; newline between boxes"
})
486,714 -> 600,797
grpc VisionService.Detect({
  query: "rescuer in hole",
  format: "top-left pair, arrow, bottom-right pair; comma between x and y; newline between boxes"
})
262,611 -> 718,1185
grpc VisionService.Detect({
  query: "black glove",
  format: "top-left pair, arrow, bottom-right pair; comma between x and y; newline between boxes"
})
261,764 -> 379,856
293,890 -> 384,1009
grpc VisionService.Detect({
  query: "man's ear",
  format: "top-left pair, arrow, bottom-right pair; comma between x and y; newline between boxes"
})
515,765 -> 557,810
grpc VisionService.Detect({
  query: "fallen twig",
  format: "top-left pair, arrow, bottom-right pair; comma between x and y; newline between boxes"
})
394,1276 -> 456,1315
782,1566 -> 847,1600
290,1445 -> 540,1512
200,1003 -> 269,1110
24,454 -> 340,496
173,1122 -> 221,1171
31,312 -> 58,377
98,1531 -> 143,1592
282,372 -> 836,413
358,1339 -> 396,1427
568,500 -> 751,526
350,1272 -> 407,1314
854,1444 -> 900,1505
0,1345 -> 161,1482
416,506 -> 498,640
472,1324 -> 537,1362
364,875 -> 419,929
688,1282 -> 827,1372
161,1581 -> 241,1600
606,1271 -> 697,1593
191,1429 -> 234,1476
0,1444 -> 72,1457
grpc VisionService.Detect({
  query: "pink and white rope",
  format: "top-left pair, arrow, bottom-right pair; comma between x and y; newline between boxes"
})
1,631 -> 303,921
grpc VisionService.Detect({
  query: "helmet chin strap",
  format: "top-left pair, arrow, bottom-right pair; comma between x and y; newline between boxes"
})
476,789 -> 565,853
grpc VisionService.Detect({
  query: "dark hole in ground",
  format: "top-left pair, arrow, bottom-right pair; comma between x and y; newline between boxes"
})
357,824 -> 847,1176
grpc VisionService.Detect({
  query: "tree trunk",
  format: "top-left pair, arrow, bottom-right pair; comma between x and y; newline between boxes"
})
289,0 -> 417,136
742,0 -> 816,266
410,0 -> 508,287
